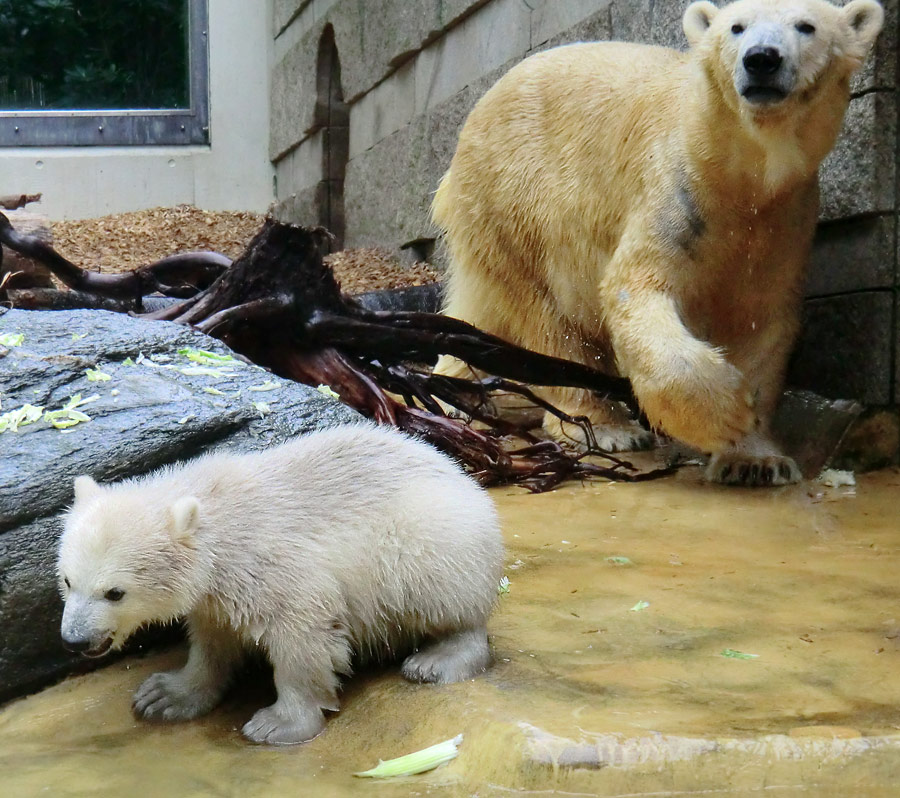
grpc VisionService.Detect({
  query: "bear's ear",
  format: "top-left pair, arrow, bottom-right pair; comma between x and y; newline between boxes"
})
168,496 -> 200,544
73,475 -> 101,504
843,0 -> 884,60
683,1 -> 719,47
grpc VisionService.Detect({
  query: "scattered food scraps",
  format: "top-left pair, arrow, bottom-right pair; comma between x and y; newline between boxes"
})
71,332 -> 88,341
178,347 -> 236,366
85,368 -> 111,382
816,469 -> 856,489
122,357 -> 136,366
606,556 -> 633,566
355,735 -> 463,779
202,387 -> 226,396
0,403 -> 43,432
498,576 -> 510,595
43,394 -> 99,430
248,380 -> 280,392
629,600 -> 650,612
720,649 -> 759,660
316,384 -> 341,400
253,401 -> 272,417
0,332 -> 24,347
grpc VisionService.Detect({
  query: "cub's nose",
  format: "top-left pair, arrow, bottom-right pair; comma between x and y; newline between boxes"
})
61,634 -> 92,653
743,46 -> 783,76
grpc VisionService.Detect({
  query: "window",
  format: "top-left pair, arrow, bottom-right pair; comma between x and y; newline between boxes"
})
0,0 -> 209,147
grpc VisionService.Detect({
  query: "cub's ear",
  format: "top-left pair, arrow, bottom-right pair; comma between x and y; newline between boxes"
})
843,0 -> 884,61
168,496 -> 200,544
73,475 -> 101,504
683,1 -> 719,48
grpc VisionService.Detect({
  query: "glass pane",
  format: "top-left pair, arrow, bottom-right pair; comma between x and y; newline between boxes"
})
0,0 -> 189,111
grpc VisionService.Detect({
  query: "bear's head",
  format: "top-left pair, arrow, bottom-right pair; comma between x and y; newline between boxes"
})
683,0 -> 883,114
57,475 -> 203,658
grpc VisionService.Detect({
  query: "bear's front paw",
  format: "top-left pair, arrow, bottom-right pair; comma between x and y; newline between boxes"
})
242,703 -> 325,745
705,452 -> 801,486
634,358 -> 756,452
133,671 -> 220,722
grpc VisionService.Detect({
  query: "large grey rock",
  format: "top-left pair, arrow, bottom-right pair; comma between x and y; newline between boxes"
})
0,308 -> 359,701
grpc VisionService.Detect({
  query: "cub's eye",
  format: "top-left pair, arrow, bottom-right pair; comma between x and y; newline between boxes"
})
104,588 -> 125,602
796,22 -> 816,35
731,24 -> 745,35
64,577 -> 71,589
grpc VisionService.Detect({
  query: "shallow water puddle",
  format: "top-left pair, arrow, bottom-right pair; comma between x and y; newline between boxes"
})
2,467 -> 899,796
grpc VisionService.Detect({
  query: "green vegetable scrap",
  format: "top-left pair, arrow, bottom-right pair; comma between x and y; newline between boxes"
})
71,332 -> 88,341
316,384 -> 341,400
85,368 -> 111,382
629,600 -> 650,612
720,649 -> 759,660
606,556 -> 633,566
43,394 -> 100,430
0,333 -> 24,347
179,366 -> 236,378
248,380 -> 280,392
498,576 -> 510,595
122,357 -> 136,366
178,347 -> 235,366
355,734 -> 463,779
202,387 -> 226,396
0,403 -> 44,432
253,401 -> 272,417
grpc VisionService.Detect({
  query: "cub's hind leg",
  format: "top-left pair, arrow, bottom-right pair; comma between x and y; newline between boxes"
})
401,628 -> 491,684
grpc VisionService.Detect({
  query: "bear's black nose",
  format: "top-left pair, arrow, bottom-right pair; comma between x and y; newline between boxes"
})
61,635 -> 92,653
743,46 -> 783,76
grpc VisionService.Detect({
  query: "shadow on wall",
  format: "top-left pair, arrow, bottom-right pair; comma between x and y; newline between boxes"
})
312,25 -> 349,252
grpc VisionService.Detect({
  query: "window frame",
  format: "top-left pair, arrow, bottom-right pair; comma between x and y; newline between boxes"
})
0,0 -> 209,147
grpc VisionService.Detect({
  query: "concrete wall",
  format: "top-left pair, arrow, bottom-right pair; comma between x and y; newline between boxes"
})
272,0 -> 899,412
0,0 -> 275,220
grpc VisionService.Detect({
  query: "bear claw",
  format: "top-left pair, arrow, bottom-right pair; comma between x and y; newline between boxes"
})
242,704 -> 325,745
133,671 -> 219,721
706,453 -> 801,487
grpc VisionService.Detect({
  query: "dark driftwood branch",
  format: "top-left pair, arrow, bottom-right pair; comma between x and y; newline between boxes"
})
1,213 -> 669,490
0,210 -> 230,304
0,193 -> 42,211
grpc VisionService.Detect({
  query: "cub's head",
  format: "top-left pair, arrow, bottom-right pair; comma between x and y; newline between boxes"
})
57,475 -> 202,658
683,0 -> 883,112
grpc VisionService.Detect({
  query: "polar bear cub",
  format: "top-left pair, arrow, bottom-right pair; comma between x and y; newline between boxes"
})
57,424 -> 504,744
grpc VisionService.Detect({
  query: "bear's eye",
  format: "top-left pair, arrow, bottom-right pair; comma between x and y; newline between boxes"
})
796,22 -> 816,35
731,24 -> 745,35
104,588 -> 125,602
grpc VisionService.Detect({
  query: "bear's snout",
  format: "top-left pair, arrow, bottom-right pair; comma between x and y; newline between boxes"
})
735,23 -> 797,107
743,45 -> 783,77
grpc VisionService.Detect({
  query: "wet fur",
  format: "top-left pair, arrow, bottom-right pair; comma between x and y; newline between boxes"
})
58,425 -> 504,744
433,0 -> 882,486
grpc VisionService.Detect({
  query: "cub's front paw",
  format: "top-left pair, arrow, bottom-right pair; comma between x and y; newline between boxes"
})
705,452 -> 801,486
133,671 -> 219,721
242,703 -> 325,745
634,357 -> 756,452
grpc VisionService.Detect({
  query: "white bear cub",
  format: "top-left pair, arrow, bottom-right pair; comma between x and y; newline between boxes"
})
57,424 -> 504,744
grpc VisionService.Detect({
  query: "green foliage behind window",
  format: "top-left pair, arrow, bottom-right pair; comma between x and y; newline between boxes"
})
0,0 -> 189,110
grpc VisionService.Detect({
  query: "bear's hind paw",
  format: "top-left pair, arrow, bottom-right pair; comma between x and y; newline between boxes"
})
402,628 -> 491,684
242,703 -> 325,745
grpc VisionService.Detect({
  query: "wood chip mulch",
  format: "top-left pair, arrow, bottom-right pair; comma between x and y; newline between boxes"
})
50,205 -> 440,295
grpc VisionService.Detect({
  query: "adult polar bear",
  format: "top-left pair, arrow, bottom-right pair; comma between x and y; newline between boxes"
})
434,0 -> 883,486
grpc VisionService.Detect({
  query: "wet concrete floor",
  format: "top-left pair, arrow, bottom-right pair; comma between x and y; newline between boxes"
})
1,466 -> 899,797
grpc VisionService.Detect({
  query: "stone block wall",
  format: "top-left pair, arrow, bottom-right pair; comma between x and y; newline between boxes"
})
270,0 -> 899,415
